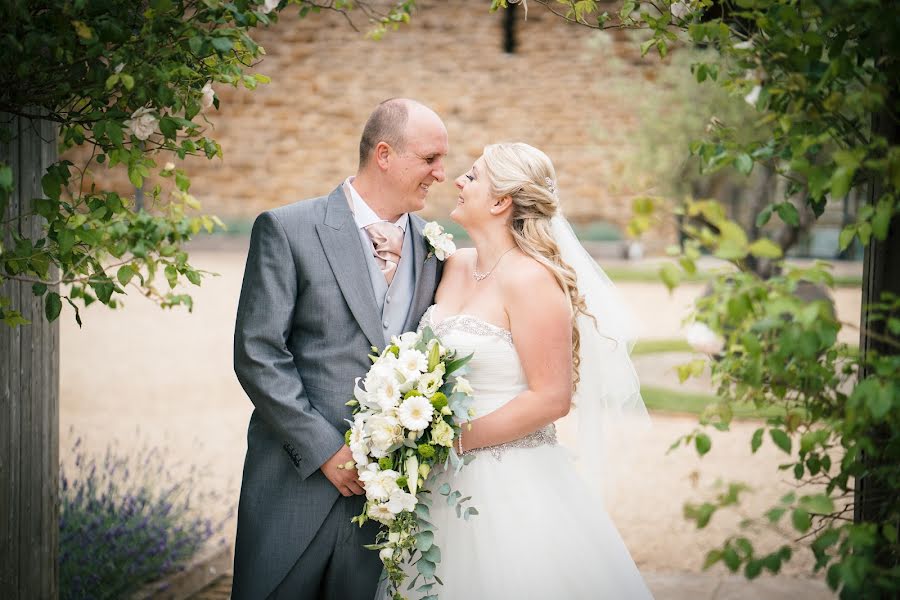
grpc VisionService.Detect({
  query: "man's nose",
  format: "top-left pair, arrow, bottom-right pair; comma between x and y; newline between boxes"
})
432,161 -> 446,183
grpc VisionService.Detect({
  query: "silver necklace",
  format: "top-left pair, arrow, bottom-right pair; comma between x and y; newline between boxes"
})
473,246 -> 517,281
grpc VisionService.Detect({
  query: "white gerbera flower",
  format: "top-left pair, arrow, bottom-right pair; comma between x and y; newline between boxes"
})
397,395 -> 434,431
367,502 -> 396,523
397,349 -> 428,376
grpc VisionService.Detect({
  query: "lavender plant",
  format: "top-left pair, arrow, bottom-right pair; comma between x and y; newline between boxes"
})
59,435 -> 228,600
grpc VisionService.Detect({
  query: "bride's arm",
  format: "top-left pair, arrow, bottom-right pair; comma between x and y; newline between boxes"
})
457,258 -> 573,452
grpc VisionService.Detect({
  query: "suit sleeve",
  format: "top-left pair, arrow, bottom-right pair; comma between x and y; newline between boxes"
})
233,211 -> 345,480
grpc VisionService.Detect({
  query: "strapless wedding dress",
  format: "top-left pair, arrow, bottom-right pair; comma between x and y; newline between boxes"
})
381,305 -> 655,599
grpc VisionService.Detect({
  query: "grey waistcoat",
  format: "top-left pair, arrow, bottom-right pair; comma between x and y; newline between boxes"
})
356,224 -> 416,346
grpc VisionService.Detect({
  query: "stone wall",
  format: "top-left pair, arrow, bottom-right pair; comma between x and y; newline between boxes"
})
65,1 -> 678,249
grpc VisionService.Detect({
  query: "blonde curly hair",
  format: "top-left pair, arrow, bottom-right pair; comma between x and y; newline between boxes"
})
481,142 -> 591,388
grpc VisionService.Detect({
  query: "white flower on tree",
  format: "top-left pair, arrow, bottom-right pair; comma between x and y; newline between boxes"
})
685,322 -> 724,354
200,82 -> 215,111
670,1 -> 693,19
124,107 -> 158,141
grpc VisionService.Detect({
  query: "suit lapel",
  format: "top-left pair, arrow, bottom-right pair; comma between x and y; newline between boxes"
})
316,185 -> 384,350
403,215 -> 437,332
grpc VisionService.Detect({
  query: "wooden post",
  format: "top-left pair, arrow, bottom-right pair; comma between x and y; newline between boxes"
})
854,75 -> 900,575
0,112 -> 60,599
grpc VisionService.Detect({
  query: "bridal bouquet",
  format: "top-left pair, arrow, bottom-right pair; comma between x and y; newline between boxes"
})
347,327 -> 477,599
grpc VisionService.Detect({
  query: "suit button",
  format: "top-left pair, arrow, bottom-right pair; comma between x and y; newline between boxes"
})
386,295 -> 391,303
383,320 -> 389,328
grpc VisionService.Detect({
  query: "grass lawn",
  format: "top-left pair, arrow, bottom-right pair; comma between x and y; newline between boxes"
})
641,386 -> 786,420
632,339 -> 693,356
605,266 -> 862,288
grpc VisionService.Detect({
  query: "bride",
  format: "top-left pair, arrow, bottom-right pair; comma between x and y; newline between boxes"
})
386,142 -> 655,599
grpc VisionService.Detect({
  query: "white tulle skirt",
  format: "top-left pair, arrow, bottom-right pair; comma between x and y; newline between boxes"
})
379,442 -> 655,600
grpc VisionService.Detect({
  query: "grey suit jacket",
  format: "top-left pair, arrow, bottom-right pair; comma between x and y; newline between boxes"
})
232,185 -> 442,598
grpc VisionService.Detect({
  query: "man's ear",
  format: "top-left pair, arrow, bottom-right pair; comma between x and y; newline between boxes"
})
492,195 -> 514,216
374,141 -> 392,170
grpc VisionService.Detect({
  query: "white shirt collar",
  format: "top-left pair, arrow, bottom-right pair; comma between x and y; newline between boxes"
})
345,176 -> 409,232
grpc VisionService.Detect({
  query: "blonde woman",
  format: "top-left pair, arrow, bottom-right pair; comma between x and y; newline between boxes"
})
393,143 -> 655,598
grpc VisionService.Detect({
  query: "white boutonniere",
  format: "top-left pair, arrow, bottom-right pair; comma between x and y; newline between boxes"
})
422,221 -> 456,261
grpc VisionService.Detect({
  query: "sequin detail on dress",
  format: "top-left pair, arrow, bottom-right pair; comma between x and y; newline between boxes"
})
467,424 -> 558,461
418,305 -> 513,346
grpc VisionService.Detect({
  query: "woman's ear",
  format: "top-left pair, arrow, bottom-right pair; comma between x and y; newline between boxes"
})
491,195 -> 514,216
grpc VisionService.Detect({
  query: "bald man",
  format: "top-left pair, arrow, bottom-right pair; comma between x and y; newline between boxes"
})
233,99 -> 449,599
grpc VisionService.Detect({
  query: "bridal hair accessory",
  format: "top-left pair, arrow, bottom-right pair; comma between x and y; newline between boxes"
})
550,214 -> 652,499
544,176 -> 558,198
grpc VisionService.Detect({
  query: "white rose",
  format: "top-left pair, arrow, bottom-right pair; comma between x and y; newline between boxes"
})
200,82 -> 215,111
744,85 -> 762,107
163,162 -> 175,172
670,1 -> 692,19
379,547 -> 394,562
360,468 -> 400,501
453,375 -> 474,396
367,502 -> 395,523
434,237 -> 456,260
124,107 -> 158,141
423,221 -> 442,239
367,415 -> 402,457
430,419 -> 455,447
386,489 -> 417,515
397,395 -> 434,431
685,322 -> 723,354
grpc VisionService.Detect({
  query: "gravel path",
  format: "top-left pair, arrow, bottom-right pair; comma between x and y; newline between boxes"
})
60,248 -> 860,578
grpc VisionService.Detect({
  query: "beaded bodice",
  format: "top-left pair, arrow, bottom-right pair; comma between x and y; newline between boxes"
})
418,305 -> 557,459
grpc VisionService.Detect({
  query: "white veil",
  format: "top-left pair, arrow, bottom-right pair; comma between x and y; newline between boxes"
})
550,214 -> 653,501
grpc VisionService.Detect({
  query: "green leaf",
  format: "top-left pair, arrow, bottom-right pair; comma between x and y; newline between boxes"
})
792,508 -> 811,533
755,205 -> 774,228
769,429 -> 792,454
120,74 -> 135,91
45,292 -> 62,322
416,558 -> 436,578
117,265 -> 135,286
211,37 -> 233,52
735,153 -> 753,175
748,238 -> 783,259
57,229 -> 75,256
751,428 -> 764,453
31,283 -> 47,296
838,225 -> 857,250
723,547 -> 740,571
415,530 -> 434,552
799,494 -> 834,515
776,203 -> 800,227
695,432 -> 711,456
660,263 -> 681,292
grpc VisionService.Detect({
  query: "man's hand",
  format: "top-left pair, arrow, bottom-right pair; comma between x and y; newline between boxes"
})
321,445 -> 365,497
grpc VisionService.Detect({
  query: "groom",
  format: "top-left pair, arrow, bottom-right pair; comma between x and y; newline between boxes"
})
232,99 -> 449,599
